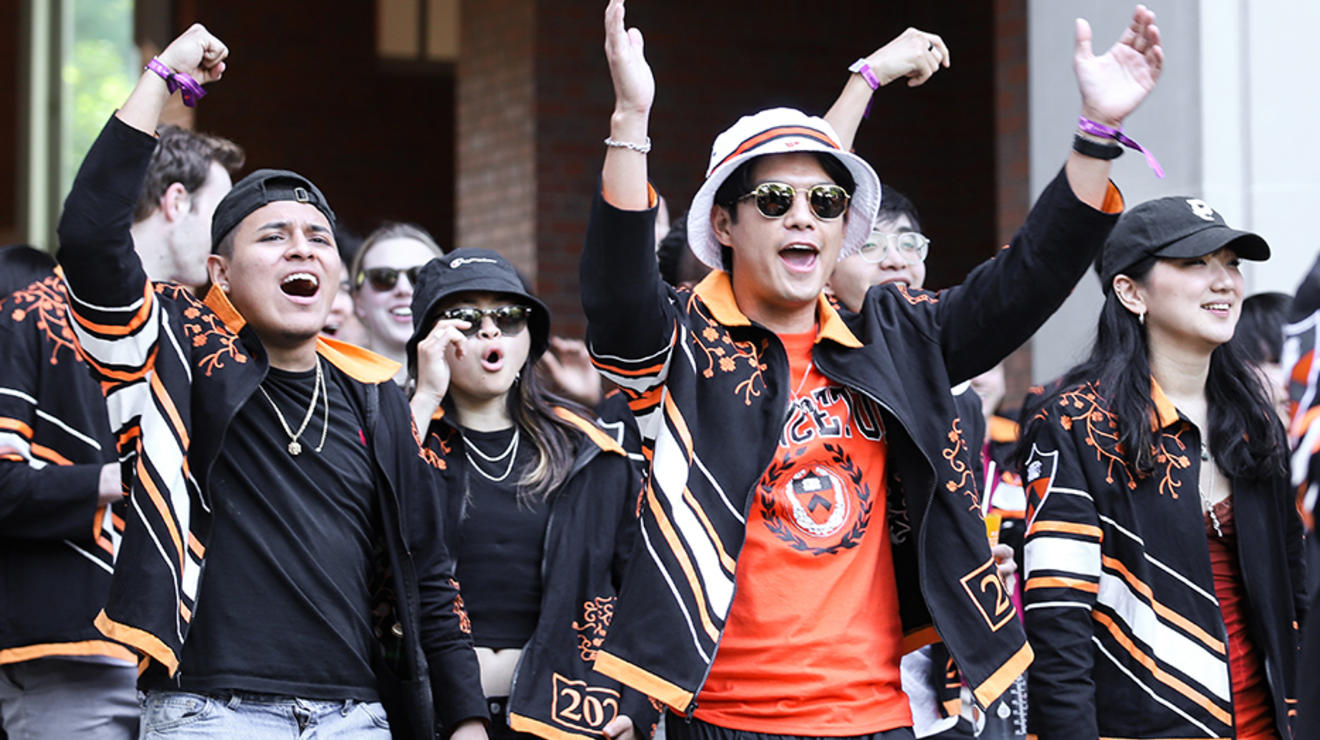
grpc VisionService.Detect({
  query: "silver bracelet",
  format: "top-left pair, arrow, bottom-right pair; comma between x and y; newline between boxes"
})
604,136 -> 652,154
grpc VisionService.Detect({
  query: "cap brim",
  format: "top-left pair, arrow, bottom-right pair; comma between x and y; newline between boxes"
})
686,147 -> 881,270
1156,227 -> 1271,263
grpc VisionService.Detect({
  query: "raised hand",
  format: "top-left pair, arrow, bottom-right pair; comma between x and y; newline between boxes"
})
540,336 -> 603,407
156,23 -> 229,84
866,27 -> 950,88
409,317 -> 472,427
1075,5 -> 1162,127
604,0 -> 654,116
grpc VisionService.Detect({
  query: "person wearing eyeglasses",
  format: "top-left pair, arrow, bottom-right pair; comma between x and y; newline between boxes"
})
827,185 -> 929,309
406,248 -> 658,740
582,1 -> 1160,739
349,223 -> 445,384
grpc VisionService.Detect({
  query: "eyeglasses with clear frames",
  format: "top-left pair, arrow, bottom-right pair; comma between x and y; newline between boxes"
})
858,232 -> 930,264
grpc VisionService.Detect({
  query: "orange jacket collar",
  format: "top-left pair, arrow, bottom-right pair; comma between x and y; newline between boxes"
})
1148,376 -> 1182,431
692,270 -> 862,348
202,284 -> 399,384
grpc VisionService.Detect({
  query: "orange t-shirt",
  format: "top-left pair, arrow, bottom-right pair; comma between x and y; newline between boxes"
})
694,329 -> 911,734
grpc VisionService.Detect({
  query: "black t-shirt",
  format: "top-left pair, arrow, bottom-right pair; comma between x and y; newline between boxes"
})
162,363 -> 381,699
453,427 -> 547,649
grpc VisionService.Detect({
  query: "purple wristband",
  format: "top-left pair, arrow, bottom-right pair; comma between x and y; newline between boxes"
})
144,58 -> 207,108
848,59 -> 881,119
1078,116 -> 1163,178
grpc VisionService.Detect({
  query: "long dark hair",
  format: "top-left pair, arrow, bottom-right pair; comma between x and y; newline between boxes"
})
502,355 -> 595,504
1019,258 -> 1287,482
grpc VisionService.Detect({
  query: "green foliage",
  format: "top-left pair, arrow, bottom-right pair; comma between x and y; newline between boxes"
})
61,0 -> 135,194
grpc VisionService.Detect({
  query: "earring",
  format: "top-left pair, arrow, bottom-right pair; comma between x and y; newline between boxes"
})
1138,312 -> 1145,326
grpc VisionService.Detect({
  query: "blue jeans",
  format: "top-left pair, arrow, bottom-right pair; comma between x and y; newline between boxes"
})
0,657 -> 139,739
140,691 -> 390,739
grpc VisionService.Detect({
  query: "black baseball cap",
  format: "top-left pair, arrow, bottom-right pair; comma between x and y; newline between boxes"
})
210,169 -> 336,252
406,248 -> 550,374
1096,196 -> 1270,291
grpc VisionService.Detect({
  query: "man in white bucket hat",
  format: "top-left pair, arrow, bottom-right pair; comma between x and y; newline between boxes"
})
581,2 -> 1162,739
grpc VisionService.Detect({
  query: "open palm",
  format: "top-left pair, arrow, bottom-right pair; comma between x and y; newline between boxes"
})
1075,6 -> 1163,126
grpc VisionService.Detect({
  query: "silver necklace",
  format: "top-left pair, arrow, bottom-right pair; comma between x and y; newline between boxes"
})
1200,443 -> 1223,537
258,357 -> 329,456
462,428 -> 520,483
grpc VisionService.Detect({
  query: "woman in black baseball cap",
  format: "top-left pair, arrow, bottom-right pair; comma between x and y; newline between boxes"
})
1016,197 -> 1300,737
404,248 -> 656,740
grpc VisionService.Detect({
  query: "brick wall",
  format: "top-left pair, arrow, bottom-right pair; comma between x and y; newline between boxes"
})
191,1 -> 458,249
457,0 -> 536,277
995,0 -> 1033,411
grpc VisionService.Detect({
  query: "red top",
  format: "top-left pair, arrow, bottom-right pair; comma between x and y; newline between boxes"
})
1205,498 -> 1278,739
695,330 -> 909,733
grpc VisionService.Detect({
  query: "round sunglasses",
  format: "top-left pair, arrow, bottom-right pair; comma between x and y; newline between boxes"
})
737,182 -> 851,221
438,305 -> 532,337
358,266 -> 423,292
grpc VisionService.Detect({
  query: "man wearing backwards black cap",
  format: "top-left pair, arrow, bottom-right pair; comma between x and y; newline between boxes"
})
581,1 -> 1161,739
55,24 -> 487,740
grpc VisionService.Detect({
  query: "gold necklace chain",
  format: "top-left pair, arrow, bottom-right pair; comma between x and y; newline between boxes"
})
258,357 -> 329,456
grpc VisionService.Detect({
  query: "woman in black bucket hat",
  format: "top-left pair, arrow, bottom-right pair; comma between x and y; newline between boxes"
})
406,248 -> 658,740
1016,197 -> 1302,738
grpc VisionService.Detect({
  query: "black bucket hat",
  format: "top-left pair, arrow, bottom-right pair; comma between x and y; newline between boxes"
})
1096,196 -> 1270,291
210,169 -> 335,252
406,248 -> 550,375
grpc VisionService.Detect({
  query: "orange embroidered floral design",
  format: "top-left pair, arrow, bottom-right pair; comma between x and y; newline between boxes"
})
411,417 -> 446,470
6,276 -> 79,366
1050,382 -> 1190,496
449,578 -> 472,634
1051,383 -> 1135,489
942,417 -> 979,511
1152,424 -> 1192,499
162,285 -> 250,377
896,283 -> 939,306
571,596 -> 615,663
686,294 -> 767,405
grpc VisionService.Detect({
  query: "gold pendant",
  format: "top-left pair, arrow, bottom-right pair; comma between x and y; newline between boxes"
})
288,440 -> 302,456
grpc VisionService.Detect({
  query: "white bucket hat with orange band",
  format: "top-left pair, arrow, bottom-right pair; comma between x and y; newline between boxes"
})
685,107 -> 882,270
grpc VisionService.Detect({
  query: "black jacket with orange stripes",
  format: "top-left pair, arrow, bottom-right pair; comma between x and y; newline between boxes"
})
579,167 -> 1123,716
1019,379 -> 1304,738
0,271 -> 131,666
55,116 -> 486,739
425,406 -> 662,739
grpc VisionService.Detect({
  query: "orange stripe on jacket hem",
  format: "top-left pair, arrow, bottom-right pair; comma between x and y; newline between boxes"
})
1091,610 -> 1231,727
1025,576 -> 1099,593
899,625 -> 940,655
0,639 -> 135,665
508,713 -> 596,740
1027,520 -> 1103,540
593,650 -> 692,712
94,610 -> 178,676
972,641 -> 1033,709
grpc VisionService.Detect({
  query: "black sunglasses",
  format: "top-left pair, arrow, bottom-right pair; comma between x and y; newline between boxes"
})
359,266 -> 423,292
439,305 -> 532,337
737,182 -> 851,221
